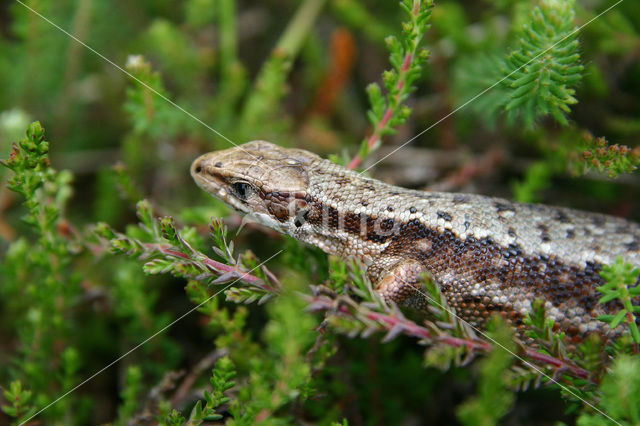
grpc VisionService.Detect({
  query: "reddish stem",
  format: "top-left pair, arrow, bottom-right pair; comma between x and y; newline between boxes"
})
523,349 -> 592,381
148,244 -> 276,292
307,295 -> 593,382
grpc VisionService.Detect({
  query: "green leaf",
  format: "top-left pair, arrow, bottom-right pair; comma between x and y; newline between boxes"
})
609,309 -> 627,329
597,292 -> 620,304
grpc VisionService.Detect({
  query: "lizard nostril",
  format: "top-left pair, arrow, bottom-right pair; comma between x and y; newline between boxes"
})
193,162 -> 203,174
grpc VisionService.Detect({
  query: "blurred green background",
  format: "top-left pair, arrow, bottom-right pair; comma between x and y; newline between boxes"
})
1,0 -> 640,424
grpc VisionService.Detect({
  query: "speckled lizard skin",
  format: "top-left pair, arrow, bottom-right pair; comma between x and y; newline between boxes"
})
191,141 -> 640,340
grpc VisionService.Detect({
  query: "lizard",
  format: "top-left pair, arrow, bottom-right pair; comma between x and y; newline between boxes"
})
190,141 -> 640,341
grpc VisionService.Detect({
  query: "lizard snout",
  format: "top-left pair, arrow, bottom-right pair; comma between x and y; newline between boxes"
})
191,153 -> 218,179
190,155 -> 207,177
191,160 -> 203,176
191,153 -> 226,179
190,153 -> 226,193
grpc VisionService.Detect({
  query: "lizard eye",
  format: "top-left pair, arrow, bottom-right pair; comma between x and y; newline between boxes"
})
231,181 -> 252,200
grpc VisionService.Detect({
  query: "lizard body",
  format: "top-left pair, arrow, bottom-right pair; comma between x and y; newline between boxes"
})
191,141 -> 640,339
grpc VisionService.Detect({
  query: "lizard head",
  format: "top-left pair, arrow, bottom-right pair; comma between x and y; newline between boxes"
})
191,141 -> 320,234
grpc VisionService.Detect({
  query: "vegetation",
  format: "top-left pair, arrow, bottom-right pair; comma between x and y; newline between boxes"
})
1,0 -> 640,424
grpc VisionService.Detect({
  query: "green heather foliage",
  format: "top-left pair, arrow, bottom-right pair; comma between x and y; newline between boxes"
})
1,0 -> 640,424
577,355 -> 640,426
578,134 -> 640,178
597,257 -> 640,344
456,318 -> 516,426
502,0 -> 583,127
351,0 -> 433,167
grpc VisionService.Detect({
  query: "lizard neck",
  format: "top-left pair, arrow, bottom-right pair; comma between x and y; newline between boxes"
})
294,158 -> 421,261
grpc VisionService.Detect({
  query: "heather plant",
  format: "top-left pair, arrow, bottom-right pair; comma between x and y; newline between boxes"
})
1,0 -> 640,424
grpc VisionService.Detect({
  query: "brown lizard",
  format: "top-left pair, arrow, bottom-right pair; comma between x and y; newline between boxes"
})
191,141 -> 640,340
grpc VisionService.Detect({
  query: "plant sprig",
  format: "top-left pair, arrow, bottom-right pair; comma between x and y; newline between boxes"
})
307,279 -> 591,383
1,121 -> 73,250
1,381 -> 36,424
579,133 -> 640,178
95,200 -> 280,301
456,317 -> 516,426
502,0 -> 583,127
185,357 -> 236,424
597,257 -> 640,345
348,0 -> 433,169
1,122 -> 83,423
577,355 -> 640,425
